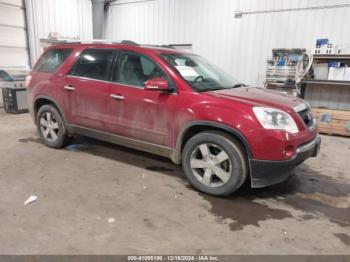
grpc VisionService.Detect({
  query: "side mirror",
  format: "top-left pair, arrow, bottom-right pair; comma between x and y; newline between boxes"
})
144,77 -> 171,92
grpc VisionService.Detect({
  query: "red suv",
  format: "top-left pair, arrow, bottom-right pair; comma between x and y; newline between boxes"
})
26,41 -> 321,196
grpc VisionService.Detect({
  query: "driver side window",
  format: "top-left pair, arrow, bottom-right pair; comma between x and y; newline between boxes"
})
114,51 -> 174,88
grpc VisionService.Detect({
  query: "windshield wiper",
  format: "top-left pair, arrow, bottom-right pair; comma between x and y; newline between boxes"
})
196,84 -> 246,92
196,88 -> 222,92
232,83 -> 246,88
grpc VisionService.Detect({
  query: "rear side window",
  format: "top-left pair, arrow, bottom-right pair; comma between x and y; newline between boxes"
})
69,48 -> 114,81
34,48 -> 72,73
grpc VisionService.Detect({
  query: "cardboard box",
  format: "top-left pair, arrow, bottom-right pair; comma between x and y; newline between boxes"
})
313,63 -> 329,79
328,67 -> 345,80
314,38 -> 335,54
344,67 -> 350,81
335,44 -> 350,54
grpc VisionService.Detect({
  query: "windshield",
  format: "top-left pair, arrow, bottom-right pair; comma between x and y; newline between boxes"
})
162,53 -> 243,91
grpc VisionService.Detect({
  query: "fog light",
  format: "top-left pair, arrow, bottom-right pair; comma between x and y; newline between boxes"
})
284,145 -> 295,158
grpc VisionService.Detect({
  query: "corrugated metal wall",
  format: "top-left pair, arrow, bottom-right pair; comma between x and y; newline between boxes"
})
104,0 -> 350,86
25,0 -> 93,66
305,84 -> 350,111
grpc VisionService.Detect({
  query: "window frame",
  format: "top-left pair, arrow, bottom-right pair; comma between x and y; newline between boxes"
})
68,48 -> 117,82
33,48 -> 73,73
111,50 -> 176,91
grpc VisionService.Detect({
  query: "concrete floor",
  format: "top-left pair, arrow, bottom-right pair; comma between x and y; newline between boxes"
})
0,108 -> 349,254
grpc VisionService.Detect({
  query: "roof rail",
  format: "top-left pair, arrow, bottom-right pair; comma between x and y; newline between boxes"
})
121,40 -> 139,46
143,44 -> 192,50
160,45 -> 176,49
143,44 -> 175,49
40,39 -> 140,46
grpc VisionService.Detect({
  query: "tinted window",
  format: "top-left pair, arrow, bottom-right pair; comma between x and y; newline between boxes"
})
70,49 -> 114,81
34,48 -> 72,73
115,52 -> 173,87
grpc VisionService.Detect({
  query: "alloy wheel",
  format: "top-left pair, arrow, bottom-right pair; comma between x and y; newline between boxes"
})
190,143 -> 232,187
39,112 -> 59,142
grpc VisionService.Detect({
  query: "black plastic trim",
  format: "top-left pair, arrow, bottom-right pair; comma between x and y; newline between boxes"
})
175,121 -> 253,164
66,124 -> 175,160
33,96 -> 66,123
250,135 -> 321,188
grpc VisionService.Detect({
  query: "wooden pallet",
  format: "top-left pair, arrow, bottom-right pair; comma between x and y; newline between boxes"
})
312,108 -> 350,137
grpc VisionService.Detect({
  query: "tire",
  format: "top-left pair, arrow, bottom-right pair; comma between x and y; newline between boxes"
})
36,104 -> 70,148
182,131 -> 248,196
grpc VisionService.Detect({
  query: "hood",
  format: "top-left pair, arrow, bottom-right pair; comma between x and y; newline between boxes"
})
208,87 -> 305,111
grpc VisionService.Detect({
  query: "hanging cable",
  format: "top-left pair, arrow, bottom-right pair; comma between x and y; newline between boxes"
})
295,52 -> 313,95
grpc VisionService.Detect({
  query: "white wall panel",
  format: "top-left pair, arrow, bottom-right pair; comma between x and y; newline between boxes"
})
25,0 -> 93,66
0,27 -> 27,47
0,0 -> 22,6
0,2 -> 25,27
0,0 -> 28,69
0,47 -> 28,67
104,0 -> 350,86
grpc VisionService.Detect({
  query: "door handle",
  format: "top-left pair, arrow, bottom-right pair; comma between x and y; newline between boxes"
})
110,94 -> 125,100
64,85 -> 75,91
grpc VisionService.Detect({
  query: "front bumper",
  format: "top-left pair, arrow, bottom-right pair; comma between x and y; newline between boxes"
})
250,135 -> 321,188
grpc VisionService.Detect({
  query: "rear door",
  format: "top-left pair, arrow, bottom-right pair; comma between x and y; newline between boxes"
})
64,48 -> 115,130
106,50 -> 177,147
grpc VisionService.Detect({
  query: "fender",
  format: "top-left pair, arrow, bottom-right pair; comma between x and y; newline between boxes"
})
33,95 -> 67,123
172,121 -> 253,164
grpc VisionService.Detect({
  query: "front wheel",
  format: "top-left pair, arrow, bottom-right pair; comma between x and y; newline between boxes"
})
36,104 -> 70,148
182,131 -> 248,196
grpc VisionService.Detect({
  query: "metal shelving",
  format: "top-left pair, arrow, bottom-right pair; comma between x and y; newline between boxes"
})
301,79 -> 350,86
301,54 -> 350,137
313,54 -> 350,60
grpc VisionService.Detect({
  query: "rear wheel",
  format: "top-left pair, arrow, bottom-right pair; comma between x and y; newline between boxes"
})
36,104 -> 70,148
182,131 -> 247,196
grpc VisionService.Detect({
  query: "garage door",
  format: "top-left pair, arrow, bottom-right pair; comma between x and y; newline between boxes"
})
0,0 -> 29,69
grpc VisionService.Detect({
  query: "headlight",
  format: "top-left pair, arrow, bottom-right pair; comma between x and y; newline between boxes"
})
253,107 -> 299,134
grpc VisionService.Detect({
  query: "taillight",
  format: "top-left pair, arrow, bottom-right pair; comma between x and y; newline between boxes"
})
24,75 -> 32,88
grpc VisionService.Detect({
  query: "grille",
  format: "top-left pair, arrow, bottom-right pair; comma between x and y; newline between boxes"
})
297,108 -> 313,128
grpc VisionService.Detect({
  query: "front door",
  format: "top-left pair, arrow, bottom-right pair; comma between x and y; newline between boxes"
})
65,48 -> 115,130
107,50 -> 177,147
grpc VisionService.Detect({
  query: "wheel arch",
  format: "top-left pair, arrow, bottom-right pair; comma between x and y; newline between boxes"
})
33,96 -> 66,124
173,121 -> 253,164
